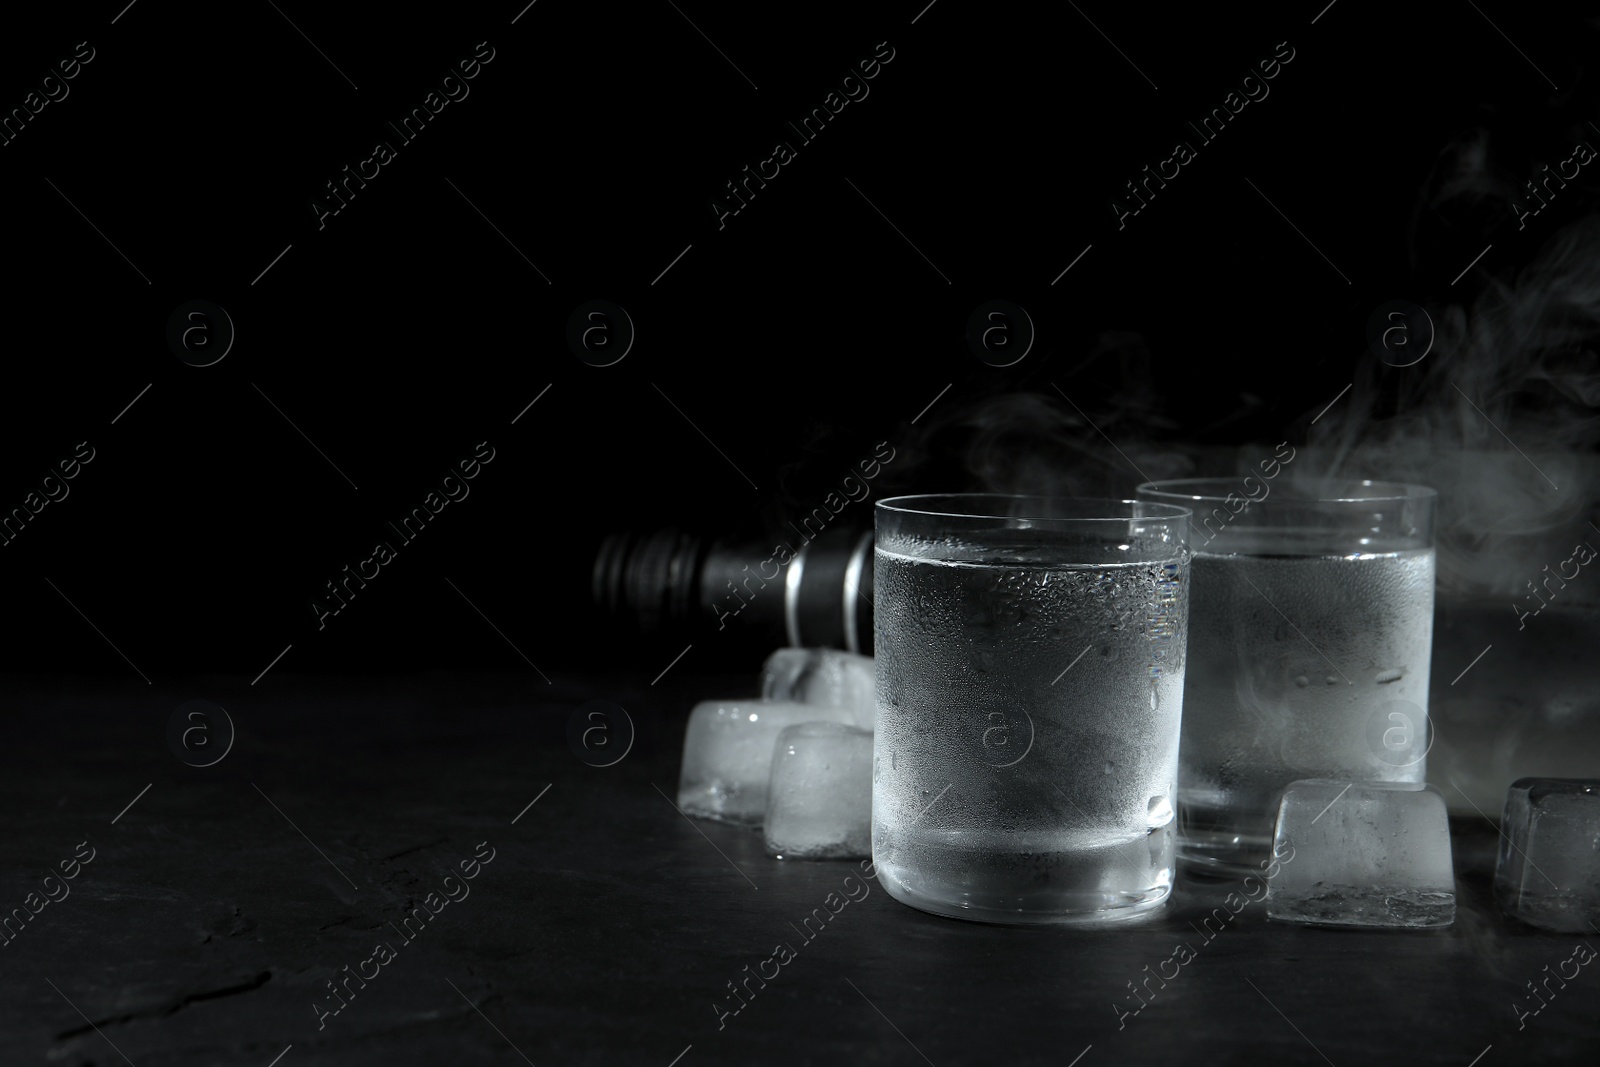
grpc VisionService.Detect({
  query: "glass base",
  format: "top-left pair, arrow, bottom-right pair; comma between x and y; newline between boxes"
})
879,866 -> 1172,925
1178,830 -> 1274,879
872,822 -> 1176,924
1177,800 -> 1277,878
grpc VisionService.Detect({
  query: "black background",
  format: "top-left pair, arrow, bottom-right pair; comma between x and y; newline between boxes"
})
3,0 -> 1594,680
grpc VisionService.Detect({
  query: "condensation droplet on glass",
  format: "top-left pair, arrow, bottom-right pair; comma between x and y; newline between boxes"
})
1147,795 -> 1174,828
1325,675 -> 1338,686
1104,760 -> 1114,775
1294,675 -> 1310,688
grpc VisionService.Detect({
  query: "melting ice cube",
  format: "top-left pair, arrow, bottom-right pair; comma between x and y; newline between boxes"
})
1265,779 -> 1455,928
677,699 -> 856,826
759,648 -> 876,730
764,721 -> 873,860
1495,777 -> 1600,933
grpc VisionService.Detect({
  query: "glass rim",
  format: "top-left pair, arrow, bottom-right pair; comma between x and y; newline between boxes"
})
1135,477 -> 1437,505
875,492 -> 1192,523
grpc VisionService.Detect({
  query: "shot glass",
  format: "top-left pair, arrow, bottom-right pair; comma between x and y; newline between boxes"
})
872,494 -> 1191,924
1136,477 -> 1437,876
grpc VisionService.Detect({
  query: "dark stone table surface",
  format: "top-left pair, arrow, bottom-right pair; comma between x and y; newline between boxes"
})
1,671 -> 1593,1066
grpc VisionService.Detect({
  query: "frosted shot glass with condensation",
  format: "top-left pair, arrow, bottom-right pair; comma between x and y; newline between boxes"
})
872,495 -> 1191,924
1136,478 -> 1437,877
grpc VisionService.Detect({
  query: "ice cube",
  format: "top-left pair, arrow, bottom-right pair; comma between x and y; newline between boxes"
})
764,722 -> 873,860
677,700 -> 857,826
760,648 -> 876,730
1264,779 -> 1455,928
1495,777 -> 1600,933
